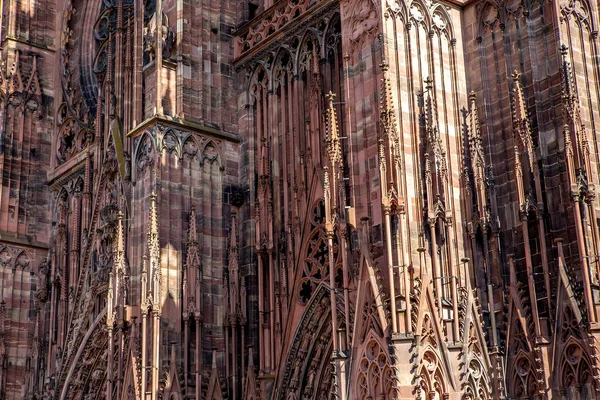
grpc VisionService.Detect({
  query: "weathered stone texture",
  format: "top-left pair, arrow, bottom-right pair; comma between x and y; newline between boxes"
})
2,0 -> 600,399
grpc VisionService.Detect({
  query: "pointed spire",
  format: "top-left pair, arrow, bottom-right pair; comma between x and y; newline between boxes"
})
185,205 -> 200,281
311,43 -> 320,75
141,255 -> 149,313
149,193 -> 159,256
467,91 -> 490,226
207,349 -> 223,400
228,212 -> 240,317
424,77 -> 437,146
8,51 -> 23,94
228,211 -> 238,268
511,71 -> 527,123
560,44 -> 580,128
325,92 -> 342,167
467,91 -> 485,180
379,60 -> 399,148
148,193 -> 161,312
115,211 -> 125,273
125,3 -> 133,72
25,55 -> 41,96
511,71 -> 534,170
243,347 -> 257,399
111,211 -> 126,323
107,271 -> 115,326
170,343 -> 176,366
560,44 -> 575,104
248,347 -> 254,367
107,31 -> 115,87
559,44 -> 590,171
184,205 -> 200,317
188,205 -> 198,245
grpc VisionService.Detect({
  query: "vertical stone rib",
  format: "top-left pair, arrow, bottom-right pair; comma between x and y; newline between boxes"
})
155,0 -> 163,115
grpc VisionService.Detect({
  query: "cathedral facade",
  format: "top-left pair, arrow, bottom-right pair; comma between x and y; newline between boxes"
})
1,0 -> 600,398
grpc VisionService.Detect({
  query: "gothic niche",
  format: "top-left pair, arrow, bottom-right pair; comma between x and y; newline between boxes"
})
143,0 -> 175,65
298,200 -> 342,304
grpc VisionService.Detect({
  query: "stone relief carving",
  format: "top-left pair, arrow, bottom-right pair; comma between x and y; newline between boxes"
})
277,283 -> 353,400
235,0 -> 326,57
344,0 -> 379,46
56,0 -> 97,166
143,9 -> 175,64
560,0 -> 589,21
36,257 -> 51,303
482,3 -> 499,26
0,245 -> 31,271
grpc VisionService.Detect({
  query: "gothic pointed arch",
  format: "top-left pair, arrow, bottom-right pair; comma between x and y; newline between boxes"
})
352,278 -> 397,399
322,12 -> 341,56
407,0 -> 432,31
56,308 -> 108,400
559,338 -> 596,391
162,346 -> 183,400
355,332 -> 397,399
295,30 -> 322,73
417,348 -> 450,400
476,1 -> 506,37
462,321 -> 492,399
160,128 -> 183,159
272,46 -> 294,80
294,199 -> 342,305
180,132 -> 201,159
243,348 -> 260,400
505,292 -> 541,399
200,139 -> 224,169
133,130 -> 158,181
275,284 -> 345,400
552,273 -> 600,392
341,0 -> 379,47
508,352 -> 540,399
428,2 -> 454,38
355,280 -> 384,344
413,279 -> 457,394
121,348 -> 140,400
207,354 -> 224,400
249,63 -> 271,94
350,223 -> 389,338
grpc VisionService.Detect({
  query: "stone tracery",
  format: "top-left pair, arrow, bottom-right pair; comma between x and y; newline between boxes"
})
2,0 -> 600,399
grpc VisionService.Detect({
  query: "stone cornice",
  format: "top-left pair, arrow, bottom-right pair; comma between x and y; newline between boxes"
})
48,151 -> 88,190
0,231 -> 49,250
126,114 -> 241,143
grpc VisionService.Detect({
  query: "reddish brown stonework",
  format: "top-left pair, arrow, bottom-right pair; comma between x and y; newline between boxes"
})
0,0 -> 599,399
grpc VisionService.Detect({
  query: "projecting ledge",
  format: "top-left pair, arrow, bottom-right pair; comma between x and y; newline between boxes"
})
127,114 -> 241,143
391,332 -> 415,343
